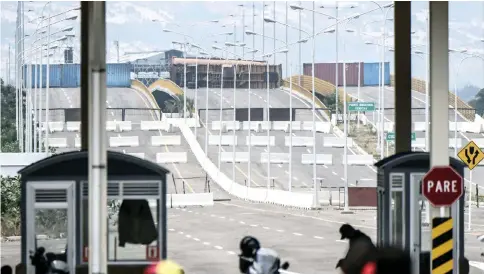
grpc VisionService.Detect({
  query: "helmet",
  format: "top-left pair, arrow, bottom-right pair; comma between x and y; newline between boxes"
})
144,260 -> 184,274
240,236 -> 261,258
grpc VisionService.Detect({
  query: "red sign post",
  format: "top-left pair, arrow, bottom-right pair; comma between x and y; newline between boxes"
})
422,166 -> 463,207
146,245 -> 159,261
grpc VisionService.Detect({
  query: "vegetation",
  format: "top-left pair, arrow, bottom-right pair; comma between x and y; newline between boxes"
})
320,91 -> 344,113
468,87 -> 484,116
163,94 -> 195,117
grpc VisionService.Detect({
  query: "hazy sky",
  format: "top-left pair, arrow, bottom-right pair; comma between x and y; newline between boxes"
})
1,1 -> 483,88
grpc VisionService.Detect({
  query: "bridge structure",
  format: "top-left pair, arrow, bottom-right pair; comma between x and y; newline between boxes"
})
3,2 -> 484,274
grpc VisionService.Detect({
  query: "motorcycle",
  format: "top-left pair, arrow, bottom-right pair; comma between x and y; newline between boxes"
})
30,246 -> 69,274
238,236 -> 290,274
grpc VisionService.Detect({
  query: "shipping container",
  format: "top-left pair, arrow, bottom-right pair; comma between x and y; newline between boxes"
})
106,63 -> 131,87
363,62 -> 390,86
60,63 -> 80,88
303,62 -> 364,87
22,64 -> 61,88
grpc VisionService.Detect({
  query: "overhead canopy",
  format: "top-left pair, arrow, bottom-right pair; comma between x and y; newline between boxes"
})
172,57 -> 267,66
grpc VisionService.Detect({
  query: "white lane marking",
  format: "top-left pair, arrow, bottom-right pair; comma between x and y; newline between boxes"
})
193,237 -> 200,242
185,234 -> 192,238
323,165 -> 328,169
293,177 -> 298,181
227,251 -> 236,255
276,229 -> 284,233
293,232 -> 303,236
262,226 -> 270,230
203,242 -> 210,245
331,171 -> 337,175
168,228 -> 175,232
278,164 -> 282,168
313,236 -> 324,240
178,231 -> 184,235
214,245 -> 223,250
336,240 -> 346,243
250,224 -> 258,227
341,177 -> 344,181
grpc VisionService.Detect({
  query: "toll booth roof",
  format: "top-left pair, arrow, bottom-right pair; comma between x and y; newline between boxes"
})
18,150 -> 170,180
374,151 -> 465,170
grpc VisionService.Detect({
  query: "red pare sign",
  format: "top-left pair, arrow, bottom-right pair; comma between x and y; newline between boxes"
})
422,166 -> 463,207
146,245 -> 159,261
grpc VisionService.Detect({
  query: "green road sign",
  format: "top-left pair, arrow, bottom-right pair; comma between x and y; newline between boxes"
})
348,102 -> 375,112
386,132 -> 416,141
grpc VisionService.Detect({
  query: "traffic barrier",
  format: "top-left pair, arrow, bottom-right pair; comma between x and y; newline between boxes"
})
301,154 -> 333,165
167,193 -> 214,207
242,121 -> 261,131
66,122 -> 81,132
164,118 -> 199,128
140,121 -> 170,131
106,121 -> 117,131
117,121 -> 132,132
344,155 -> 375,165
448,138 -> 463,149
48,138 -> 68,148
75,138 -> 81,148
473,138 -> 484,148
463,122 -> 482,133
272,121 -> 289,131
156,152 -> 187,163
412,138 -> 426,149
42,122 -> 64,132
212,121 -> 240,131
109,136 -> 139,147
260,121 -> 271,131
151,135 -> 181,146
177,123 -> 316,209
323,137 -> 354,148
127,152 -> 145,159
260,153 -> 290,164
413,122 -> 427,132
246,136 -> 275,146
301,121 -> 331,133
208,135 -> 238,146
220,152 -> 249,163
284,136 -> 314,147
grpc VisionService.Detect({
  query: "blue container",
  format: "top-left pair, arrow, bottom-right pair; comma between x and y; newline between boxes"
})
363,62 -> 390,86
47,64 -> 61,87
106,63 -> 131,87
60,64 -> 80,88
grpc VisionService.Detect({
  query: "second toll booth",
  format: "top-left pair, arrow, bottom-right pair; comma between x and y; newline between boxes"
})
375,151 -> 466,274
18,150 -> 169,274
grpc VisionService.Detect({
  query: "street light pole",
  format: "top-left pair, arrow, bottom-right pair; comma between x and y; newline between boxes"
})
45,9 -> 51,152
311,1 -> 318,207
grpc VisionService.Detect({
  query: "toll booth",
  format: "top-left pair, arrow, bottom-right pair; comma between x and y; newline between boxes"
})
18,150 -> 169,274
375,151 -> 466,273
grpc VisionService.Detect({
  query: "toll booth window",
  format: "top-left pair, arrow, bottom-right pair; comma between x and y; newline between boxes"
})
81,181 -> 162,263
35,208 -> 68,254
391,191 -> 404,247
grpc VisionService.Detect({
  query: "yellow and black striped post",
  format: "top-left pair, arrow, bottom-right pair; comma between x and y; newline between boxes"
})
432,217 -> 453,274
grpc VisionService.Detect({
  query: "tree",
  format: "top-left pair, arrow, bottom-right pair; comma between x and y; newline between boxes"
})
468,88 -> 484,115
321,91 -> 345,113
163,94 -> 195,117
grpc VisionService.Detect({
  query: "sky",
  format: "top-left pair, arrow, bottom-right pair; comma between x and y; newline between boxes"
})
1,1 -> 483,90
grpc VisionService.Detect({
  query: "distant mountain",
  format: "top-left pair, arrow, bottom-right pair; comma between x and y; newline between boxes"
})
458,84 -> 481,102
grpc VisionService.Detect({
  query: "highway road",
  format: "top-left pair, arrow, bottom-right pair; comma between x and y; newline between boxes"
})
2,202 -> 484,273
41,87 -> 209,195
186,87 -> 377,196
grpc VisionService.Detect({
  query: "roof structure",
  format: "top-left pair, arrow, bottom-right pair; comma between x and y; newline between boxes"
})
172,57 -> 267,66
120,51 -> 166,63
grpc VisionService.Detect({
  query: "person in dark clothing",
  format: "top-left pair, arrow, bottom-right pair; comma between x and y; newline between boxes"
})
336,224 -> 377,274
1,265 -> 12,274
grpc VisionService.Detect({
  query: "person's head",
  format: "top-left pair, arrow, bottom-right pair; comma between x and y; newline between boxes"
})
339,224 -> 357,240
1,266 -> 12,274
239,236 -> 261,273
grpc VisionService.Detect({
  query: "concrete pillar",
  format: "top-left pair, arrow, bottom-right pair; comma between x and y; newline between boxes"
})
394,2 -> 412,153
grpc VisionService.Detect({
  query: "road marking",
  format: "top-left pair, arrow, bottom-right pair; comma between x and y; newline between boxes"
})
293,232 -> 303,236
313,236 -> 324,240
227,251 -> 236,255
214,245 -> 223,250
331,171 -> 337,175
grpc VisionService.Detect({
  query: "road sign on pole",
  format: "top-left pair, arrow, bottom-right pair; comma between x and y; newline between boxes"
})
457,140 -> 484,170
386,132 -> 416,141
422,166 -> 463,207
348,102 -> 375,112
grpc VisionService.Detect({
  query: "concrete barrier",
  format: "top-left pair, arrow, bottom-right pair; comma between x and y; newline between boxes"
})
412,138 -> 426,149
344,155 -> 375,165
42,122 -> 64,132
48,138 -> 68,148
301,154 -> 333,165
323,137 -> 354,148
165,118 -> 199,128
413,122 -> 427,132
220,152 -> 249,163
66,122 -> 80,132
260,153 -> 290,164
177,123 -> 316,209
301,121 -> 331,133
109,136 -> 139,147
242,121 -> 261,131
272,121 -> 289,131
140,121 -> 170,131
75,138 -> 81,148
106,121 -> 117,131
448,138 -> 463,149
246,136 -> 275,146
156,152 -> 187,163
127,152 -> 145,159
212,121 -> 240,131
473,138 -> 484,148
117,121 -> 132,131
167,193 -> 214,207
284,136 -> 314,147
208,135 -> 238,146
151,135 -> 181,146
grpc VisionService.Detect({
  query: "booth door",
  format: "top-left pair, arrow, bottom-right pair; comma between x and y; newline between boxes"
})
25,182 -> 76,274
